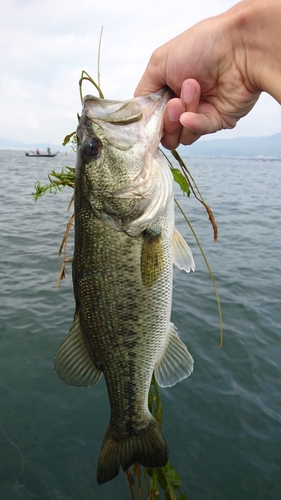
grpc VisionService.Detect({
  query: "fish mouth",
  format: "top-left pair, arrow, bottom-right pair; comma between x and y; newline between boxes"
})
77,84 -> 171,133
78,87 -> 172,153
82,86 -> 171,133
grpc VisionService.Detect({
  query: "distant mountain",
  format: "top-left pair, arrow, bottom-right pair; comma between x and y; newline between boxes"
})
0,137 -> 62,151
1,133 -> 281,157
178,133 -> 281,157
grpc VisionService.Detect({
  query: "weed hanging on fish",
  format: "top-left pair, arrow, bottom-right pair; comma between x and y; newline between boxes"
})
160,149 -> 223,346
33,165 -> 75,201
171,149 -> 218,241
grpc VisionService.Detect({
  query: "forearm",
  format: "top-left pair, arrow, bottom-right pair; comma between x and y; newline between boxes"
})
226,0 -> 281,103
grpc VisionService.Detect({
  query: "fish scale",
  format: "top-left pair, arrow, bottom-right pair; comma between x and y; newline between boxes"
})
54,88 -> 195,484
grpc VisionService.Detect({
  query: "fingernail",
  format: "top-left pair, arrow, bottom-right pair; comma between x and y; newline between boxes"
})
181,82 -> 196,103
179,116 -> 192,133
167,106 -> 181,122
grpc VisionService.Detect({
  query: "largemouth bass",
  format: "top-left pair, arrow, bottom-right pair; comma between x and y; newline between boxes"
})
54,88 -> 195,484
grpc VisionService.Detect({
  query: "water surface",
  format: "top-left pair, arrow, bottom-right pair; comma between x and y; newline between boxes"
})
0,150 -> 280,499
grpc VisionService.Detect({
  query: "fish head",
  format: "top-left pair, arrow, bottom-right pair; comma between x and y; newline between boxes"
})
76,88 -> 174,233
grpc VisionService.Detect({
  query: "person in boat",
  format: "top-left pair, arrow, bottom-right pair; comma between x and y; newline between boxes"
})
36,148 -> 40,155
47,147 -> 51,155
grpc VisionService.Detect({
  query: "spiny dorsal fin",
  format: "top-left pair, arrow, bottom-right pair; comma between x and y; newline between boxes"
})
154,323 -> 194,387
173,228 -> 195,272
54,314 -> 102,387
141,229 -> 164,287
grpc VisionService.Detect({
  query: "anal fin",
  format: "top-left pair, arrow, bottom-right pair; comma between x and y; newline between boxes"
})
54,314 -> 102,387
154,323 -> 194,388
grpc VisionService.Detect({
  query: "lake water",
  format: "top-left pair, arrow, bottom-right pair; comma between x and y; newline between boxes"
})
0,150 -> 280,500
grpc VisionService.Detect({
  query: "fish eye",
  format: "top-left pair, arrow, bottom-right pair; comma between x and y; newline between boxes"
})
82,137 -> 102,159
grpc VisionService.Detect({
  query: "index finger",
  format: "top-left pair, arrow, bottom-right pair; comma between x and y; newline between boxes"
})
134,50 -> 167,97
134,72 -> 164,97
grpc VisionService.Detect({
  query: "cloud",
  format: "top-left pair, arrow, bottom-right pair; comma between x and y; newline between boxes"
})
0,0 -> 280,144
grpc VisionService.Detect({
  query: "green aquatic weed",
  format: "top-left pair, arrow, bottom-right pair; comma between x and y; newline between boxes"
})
125,376 -> 188,500
171,168 -> 191,196
33,166 -> 75,202
62,131 -> 76,148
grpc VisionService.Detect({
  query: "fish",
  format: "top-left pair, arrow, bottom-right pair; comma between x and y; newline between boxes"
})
54,88 -> 195,484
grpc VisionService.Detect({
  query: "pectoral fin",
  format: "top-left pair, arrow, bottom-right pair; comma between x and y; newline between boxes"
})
154,323 -> 194,387
54,314 -> 102,387
173,228 -> 195,272
141,229 -> 164,287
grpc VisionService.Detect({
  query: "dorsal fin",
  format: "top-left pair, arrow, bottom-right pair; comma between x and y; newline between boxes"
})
54,314 -> 102,387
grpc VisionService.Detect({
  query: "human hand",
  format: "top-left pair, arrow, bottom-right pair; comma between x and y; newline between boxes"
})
134,5 -> 261,149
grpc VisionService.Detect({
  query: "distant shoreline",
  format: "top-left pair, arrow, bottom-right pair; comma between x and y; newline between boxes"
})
1,132 -> 281,157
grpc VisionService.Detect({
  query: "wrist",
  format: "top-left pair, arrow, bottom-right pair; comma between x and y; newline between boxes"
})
228,0 -> 281,103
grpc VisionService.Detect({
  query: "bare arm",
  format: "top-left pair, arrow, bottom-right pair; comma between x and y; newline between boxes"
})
134,0 -> 281,149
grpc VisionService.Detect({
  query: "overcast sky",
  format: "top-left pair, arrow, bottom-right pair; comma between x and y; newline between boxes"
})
1,0 -> 280,146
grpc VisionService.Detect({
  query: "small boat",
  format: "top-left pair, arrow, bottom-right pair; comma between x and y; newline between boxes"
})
25,150 -> 59,158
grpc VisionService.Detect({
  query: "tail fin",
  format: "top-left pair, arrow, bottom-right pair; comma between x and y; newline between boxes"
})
97,418 -> 168,484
